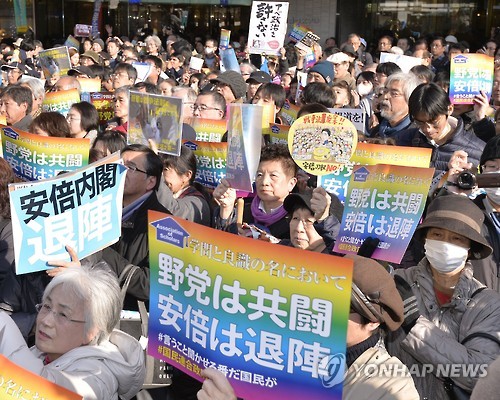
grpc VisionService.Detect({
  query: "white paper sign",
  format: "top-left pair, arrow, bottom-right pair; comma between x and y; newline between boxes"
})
380,52 -> 422,73
248,1 -> 289,56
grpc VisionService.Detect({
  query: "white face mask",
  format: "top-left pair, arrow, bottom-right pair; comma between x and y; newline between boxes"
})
424,239 -> 469,273
357,83 -> 373,96
485,187 -> 500,205
205,47 -> 214,55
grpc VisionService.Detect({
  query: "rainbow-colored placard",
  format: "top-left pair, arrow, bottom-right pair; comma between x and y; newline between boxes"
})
184,140 -> 227,189
318,142 -> 432,203
450,53 -> 494,105
289,113 -> 357,176
333,164 -> 434,263
39,46 -> 72,79
9,156 -> 126,274
226,104 -> 263,192
147,211 -> 353,400
269,123 -> 290,145
0,355 -> 82,399
278,100 -> 299,126
190,117 -> 227,142
128,91 -> 183,155
220,29 -> 231,50
1,125 -> 90,181
42,88 -> 81,117
90,92 -> 114,124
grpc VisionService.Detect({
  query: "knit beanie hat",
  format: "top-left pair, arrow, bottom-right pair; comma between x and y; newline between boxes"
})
309,61 -> 335,87
480,135 -> 500,170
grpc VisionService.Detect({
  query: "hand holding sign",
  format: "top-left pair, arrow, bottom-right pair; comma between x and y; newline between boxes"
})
310,187 -> 331,222
198,368 -> 237,400
213,178 -> 237,219
46,245 -> 81,277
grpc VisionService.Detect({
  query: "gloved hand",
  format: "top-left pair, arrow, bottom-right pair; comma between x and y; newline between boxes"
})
394,275 -> 420,334
357,237 -> 380,257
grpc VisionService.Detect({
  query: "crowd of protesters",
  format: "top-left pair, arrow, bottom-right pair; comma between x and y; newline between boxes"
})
0,23 -> 499,400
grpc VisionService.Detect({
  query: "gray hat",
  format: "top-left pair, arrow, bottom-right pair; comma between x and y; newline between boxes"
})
93,38 -> 105,50
212,70 -> 247,100
345,254 -> 404,332
80,50 -> 100,64
414,195 -> 492,259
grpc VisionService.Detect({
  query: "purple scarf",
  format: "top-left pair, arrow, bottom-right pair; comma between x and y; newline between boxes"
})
250,195 -> 288,227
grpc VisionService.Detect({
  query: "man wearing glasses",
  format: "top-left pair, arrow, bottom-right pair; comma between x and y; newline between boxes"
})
192,91 -> 226,120
1,62 -> 26,86
102,144 -> 168,306
111,63 -> 137,90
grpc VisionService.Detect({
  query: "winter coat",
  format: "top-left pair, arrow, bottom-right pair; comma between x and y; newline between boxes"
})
389,259 -> 500,399
157,180 -> 211,226
0,311 -> 145,399
395,116 -> 485,177
343,342 -> 419,400
470,194 -> 500,293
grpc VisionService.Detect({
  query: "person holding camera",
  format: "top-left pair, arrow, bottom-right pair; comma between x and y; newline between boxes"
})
444,136 -> 500,293
395,82 -> 486,189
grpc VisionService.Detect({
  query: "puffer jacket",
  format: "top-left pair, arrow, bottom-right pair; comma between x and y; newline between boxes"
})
0,311 -> 145,399
389,259 -> 500,399
343,340 -> 419,400
395,116 -> 485,177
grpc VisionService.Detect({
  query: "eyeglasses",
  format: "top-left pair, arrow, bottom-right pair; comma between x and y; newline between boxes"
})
378,87 -> 404,98
111,72 -> 129,79
191,104 -> 222,113
36,303 -> 86,324
412,114 -> 446,129
124,163 -> 149,175
66,115 -> 81,122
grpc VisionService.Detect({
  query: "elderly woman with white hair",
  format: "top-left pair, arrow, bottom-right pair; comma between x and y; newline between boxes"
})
145,35 -> 163,57
20,77 -> 45,118
0,263 -> 145,399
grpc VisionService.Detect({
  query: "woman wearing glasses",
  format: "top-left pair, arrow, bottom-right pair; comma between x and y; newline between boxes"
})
66,101 -> 99,142
0,263 -> 145,399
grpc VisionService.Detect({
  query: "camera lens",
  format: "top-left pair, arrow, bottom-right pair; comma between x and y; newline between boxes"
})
457,171 -> 476,190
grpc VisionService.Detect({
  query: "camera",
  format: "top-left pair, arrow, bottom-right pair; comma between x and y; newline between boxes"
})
456,171 -> 500,189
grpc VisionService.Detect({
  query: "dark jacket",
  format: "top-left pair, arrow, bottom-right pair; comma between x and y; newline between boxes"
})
102,191 -> 170,308
471,194 -> 500,292
395,117 -> 485,177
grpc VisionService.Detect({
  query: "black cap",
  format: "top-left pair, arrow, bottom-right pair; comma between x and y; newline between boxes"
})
246,70 -> 272,84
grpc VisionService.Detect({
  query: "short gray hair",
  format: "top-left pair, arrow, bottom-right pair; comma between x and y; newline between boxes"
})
385,72 -> 421,103
20,77 -> 45,101
145,35 -> 162,49
42,262 -> 121,345
172,86 -> 197,103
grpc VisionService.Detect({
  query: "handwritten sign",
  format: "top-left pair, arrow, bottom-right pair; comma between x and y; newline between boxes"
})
248,2 -> 289,56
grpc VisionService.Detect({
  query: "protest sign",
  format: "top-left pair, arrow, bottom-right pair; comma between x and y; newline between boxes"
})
39,47 -> 72,79
294,31 -> 320,54
89,92 -> 114,124
1,125 -> 90,181
42,88 -> 81,116
14,0 -> 28,34
74,24 -> 92,37
248,1 -> 289,56
269,123 -> 290,145
333,164 -> 434,263
278,100 -> 299,126
64,34 -> 80,50
318,142 -> 432,203
379,52 -> 422,73
449,53 -> 494,105
184,140 -> 227,189
147,211 -> 353,400
328,108 -> 366,134
220,48 -> 240,73
77,77 -> 101,93
132,61 -> 153,82
9,155 -> 126,274
220,29 -> 231,49
226,103 -> 263,192
0,355 -> 82,399
128,91 -> 183,155
288,112 -> 357,176
189,56 -> 204,73
288,22 -> 310,44
190,117 -> 227,142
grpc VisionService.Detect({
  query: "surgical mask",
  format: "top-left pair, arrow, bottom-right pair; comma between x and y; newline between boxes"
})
485,187 -> 500,205
424,239 -> 469,273
357,83 -> 373,96
205,47 -> 214,55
